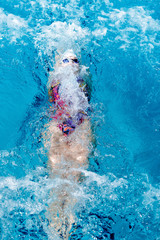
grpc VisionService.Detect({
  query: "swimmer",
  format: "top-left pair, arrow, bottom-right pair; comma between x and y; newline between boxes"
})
43,49 -> 92,239
45,49 -> 92,178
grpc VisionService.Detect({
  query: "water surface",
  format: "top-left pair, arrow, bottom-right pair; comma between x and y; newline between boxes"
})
0,0 -> 160,239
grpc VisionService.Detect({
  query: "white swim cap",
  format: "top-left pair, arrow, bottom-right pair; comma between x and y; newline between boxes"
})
62,49 -> 77,60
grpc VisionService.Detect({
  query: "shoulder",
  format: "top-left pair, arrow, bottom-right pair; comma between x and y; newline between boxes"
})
50,82 -> 60,89
48,81 -> 61,103
47,70 -> 60,89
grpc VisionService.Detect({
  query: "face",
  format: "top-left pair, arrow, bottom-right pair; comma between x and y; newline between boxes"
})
61,55 -> 80,72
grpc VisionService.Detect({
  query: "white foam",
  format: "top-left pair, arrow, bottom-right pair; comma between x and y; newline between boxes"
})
83,170 -> 128,188
0,8 -> 28,43
143,183 -> 160,207
92,27 -> 107,37
34,21 -> 90,56
0,168 -> 50,218
105,153 -> 115,158
82,170 -> 107,185
99,6 -> 160,50
57,66 -> 89,117
104,0 -> 112,6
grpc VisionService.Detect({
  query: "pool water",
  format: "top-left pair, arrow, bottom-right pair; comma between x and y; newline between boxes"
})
0,0 -> 160,239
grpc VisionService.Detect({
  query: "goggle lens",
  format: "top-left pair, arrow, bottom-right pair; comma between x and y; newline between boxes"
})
72,59 -> 79,63
62,58 -> 79,64
63,58 -> 69,63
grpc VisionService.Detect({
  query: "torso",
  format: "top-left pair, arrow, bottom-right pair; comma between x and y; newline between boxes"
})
48,76 -> 89,136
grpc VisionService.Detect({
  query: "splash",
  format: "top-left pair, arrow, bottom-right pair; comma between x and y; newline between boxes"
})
0,8 -> 28,43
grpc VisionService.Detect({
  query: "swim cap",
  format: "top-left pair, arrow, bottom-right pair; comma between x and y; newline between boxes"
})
61,49 -> 77,60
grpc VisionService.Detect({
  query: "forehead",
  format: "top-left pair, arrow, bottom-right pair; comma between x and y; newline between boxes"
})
62,54 -> 77,59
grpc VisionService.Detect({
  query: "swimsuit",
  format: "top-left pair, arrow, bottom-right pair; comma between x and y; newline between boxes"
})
48,78 -> 88,136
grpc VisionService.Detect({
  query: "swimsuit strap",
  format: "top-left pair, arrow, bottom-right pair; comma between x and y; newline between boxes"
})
48,82 -> 60,103
49,82 -> 71,120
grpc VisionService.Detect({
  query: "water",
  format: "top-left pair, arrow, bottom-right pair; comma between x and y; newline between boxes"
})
0,0 -> 160,239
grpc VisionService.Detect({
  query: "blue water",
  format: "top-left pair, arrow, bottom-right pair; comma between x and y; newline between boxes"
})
0,0 -> 160,239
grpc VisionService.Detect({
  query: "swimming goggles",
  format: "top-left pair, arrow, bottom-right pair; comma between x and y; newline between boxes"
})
62,58 -> 79,64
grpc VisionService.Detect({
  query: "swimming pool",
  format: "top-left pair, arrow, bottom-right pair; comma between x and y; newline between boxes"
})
0,0 -> 160,239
